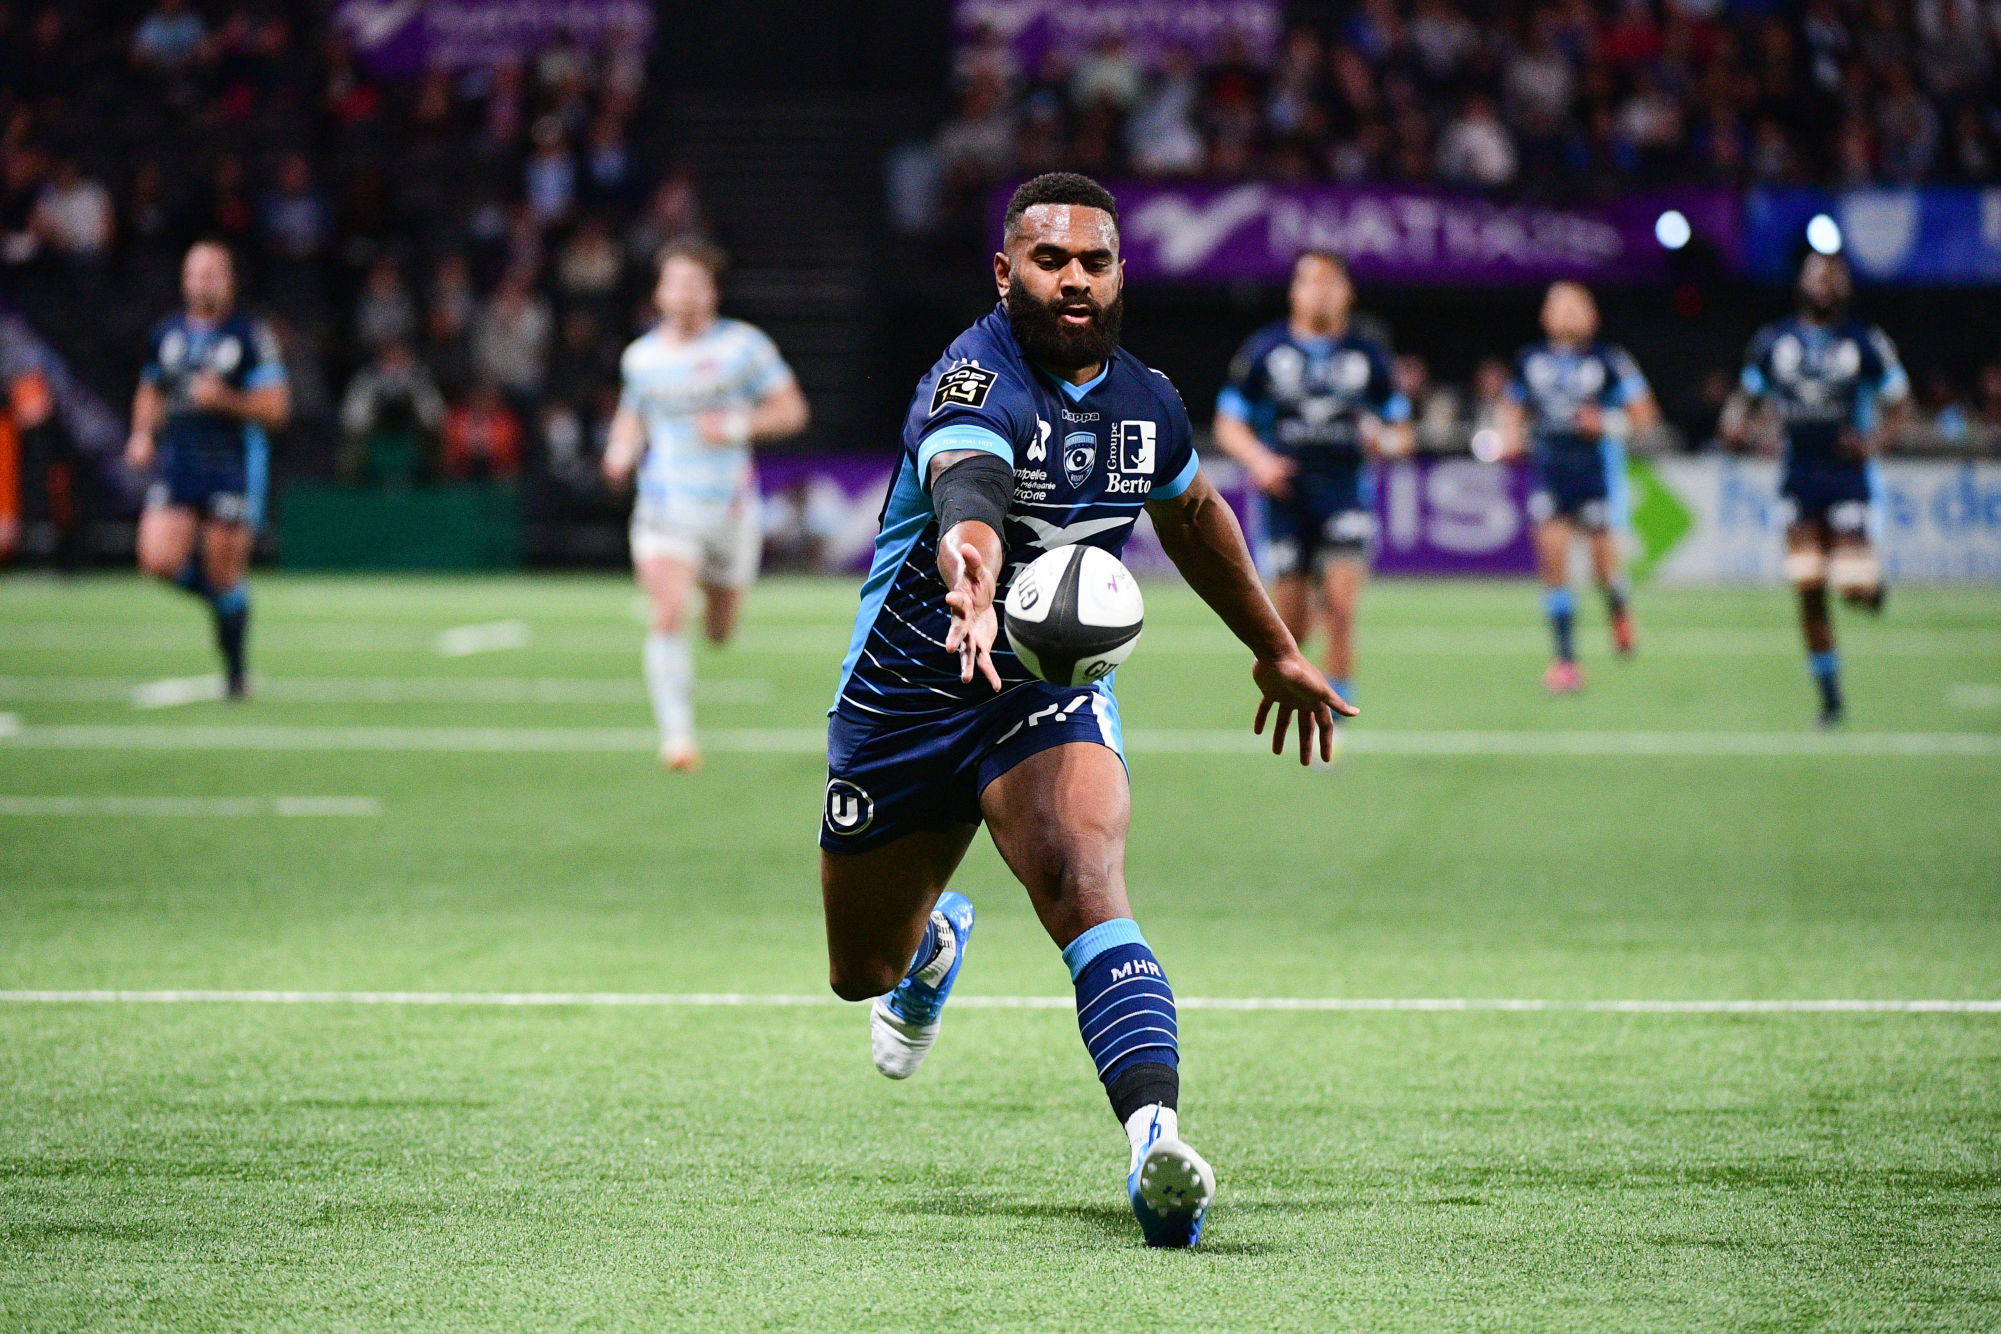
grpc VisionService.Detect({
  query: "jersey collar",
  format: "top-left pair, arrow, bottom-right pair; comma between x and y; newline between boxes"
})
1036,360 -> 1111,402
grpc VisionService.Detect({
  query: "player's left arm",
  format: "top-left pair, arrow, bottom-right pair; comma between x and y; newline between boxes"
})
698,329 -> 810,446
1607,347 -> 1660,437
1854,327 -> 1912,457
187,324 -> 290,430
1363,346 -> 1414,460
1147,469 -> 1357,765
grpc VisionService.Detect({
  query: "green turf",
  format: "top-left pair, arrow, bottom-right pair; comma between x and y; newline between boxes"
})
2,573 -> 1998,1330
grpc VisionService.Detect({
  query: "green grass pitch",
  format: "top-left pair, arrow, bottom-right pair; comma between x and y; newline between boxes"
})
1,572 -> 1997,1330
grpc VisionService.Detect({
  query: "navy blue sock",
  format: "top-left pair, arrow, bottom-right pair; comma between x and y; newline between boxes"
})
174,558 -> 214,604
213,582 -> 250,686
1809,649 -> 1842,714
1544,587 -> 1576,662
1064,919 -> 1179,1122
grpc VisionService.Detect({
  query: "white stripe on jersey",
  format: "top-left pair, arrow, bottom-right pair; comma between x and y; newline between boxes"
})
619,319 -> 793,516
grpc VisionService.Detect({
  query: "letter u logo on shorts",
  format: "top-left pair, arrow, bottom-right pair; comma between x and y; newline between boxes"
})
824,779 -> 874,834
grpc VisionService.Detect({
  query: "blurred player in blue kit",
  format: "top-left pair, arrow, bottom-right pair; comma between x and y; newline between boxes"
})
1721,251 -> 1908,727
1211,251 -> 1412,725
819,174 -> 1351,1247
1497,282 -> 1659,694
125,241 -> 290,697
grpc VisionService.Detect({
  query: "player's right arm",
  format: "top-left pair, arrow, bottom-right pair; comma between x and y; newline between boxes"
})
1212,336 -> 1294,497
1719,328 -> 1773,451
927,448 -> 1007,691
127,380 -> 163,471
602,402 -> 645,487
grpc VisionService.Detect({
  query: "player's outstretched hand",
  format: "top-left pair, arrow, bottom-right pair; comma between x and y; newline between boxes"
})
124,431 -> 154,472
941,539 -> 1002,691
1252,650 -> 1357,766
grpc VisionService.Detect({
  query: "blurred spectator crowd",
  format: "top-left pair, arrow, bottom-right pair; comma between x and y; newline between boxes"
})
896,0 -> 2001,234
0,0 -> 710,497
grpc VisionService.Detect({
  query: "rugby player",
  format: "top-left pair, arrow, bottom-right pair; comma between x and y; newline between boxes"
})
126,241 -> 290,697
1497,282 -> 1658,693
1212,250 -> 1411,720
819,174 -> 1350,1248
1721,251 -> 1908,727
603,242 -> 809,770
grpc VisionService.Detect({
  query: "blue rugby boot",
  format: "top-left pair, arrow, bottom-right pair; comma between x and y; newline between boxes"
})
1125,1104 -> 1215,1248
870,892 -> 975,1079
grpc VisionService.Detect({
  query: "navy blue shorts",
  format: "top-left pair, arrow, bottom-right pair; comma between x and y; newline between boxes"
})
1260,462 -> 1374,577
821,680 -> 1126,853
1529,446 -> 1613,530
147,447 -> 264,527
1782,458 -> 1874,534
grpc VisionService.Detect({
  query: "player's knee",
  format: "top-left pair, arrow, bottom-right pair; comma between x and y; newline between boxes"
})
1828,548 -> 1880,593
138,548 -> 179,580
1783,548 -> 1826,588
828,958 -> 900,1003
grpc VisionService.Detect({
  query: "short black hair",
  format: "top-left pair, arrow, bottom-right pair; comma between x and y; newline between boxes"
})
1003,173 -> 1119,245
1294,248 -> 1348,276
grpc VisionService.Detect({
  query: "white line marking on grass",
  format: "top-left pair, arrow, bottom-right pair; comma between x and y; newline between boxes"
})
0,712 -> 17,737
435,620 -> 532,657
1950,684 -> 2001,708
131,675 -> 225,708
0,796 -> 379,817
3,725 -> 1997,757
0,675 -> 769,705
0,990 -> 1992,1012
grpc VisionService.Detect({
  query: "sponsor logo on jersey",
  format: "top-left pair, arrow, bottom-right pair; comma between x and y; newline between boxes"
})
929,364 -> 997,415
1116,420 -> 1156,475
1028,418 -> 1050,461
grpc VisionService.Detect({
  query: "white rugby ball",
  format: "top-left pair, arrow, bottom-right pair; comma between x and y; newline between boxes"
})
1003,545 -> 1144,687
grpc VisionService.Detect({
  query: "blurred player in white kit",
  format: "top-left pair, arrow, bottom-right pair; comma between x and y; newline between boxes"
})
604,242 -> 810,769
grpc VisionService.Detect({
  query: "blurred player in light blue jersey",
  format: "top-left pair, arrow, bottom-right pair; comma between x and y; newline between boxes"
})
125,241 -> 290,698
1211,250 -> 1412,727
603,242 -> 809,769
1722,251 -> 1908,727
1497,282 -> 1659,694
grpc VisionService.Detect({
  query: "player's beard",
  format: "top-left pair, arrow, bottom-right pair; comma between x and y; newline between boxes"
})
1006,282 -> 1123,375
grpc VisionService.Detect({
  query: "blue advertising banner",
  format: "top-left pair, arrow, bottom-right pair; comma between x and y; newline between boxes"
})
1746,188 -> 2001,285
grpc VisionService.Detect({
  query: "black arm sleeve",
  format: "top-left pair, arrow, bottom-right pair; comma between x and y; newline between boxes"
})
931,452 -> 1014,551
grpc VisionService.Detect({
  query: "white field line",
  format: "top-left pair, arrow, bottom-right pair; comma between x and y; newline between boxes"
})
0,675 -> 769,706
1950,684 -> 2001,708
435,620 -> 532,657
8,622 -> 2001,657
0,990 -> 1994,1013
0,796 -> 379,816
2,724 -> 1998,757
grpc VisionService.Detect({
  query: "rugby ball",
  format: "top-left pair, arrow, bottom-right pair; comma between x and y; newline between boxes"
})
1003,545 -> 1144,687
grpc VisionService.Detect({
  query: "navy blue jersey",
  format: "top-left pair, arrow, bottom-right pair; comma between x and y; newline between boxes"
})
141,310 -> 287,472
1505,339 -> 1650,461
834,305 -> 1199,722
1215,321 -> 1408,470
1739,317 -> 1908,465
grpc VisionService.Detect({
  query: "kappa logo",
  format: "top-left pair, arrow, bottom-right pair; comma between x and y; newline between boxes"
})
929,364 -> 997,415
1109,958 -> 1164,981
1063,432 -> 1096,487
824,779 -> 874,835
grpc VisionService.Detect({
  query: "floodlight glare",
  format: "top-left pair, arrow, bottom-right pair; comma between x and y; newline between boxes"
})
1654,210 -> 1691,251
1806,213 -> 1843,255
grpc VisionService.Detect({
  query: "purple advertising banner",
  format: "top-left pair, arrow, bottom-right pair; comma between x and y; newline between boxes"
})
332,0 -> 653,77
1036,182 -> 1742,286
1371,457 -> 1537,575
755,452 -> 1535,578
954,0 -> 1282,71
